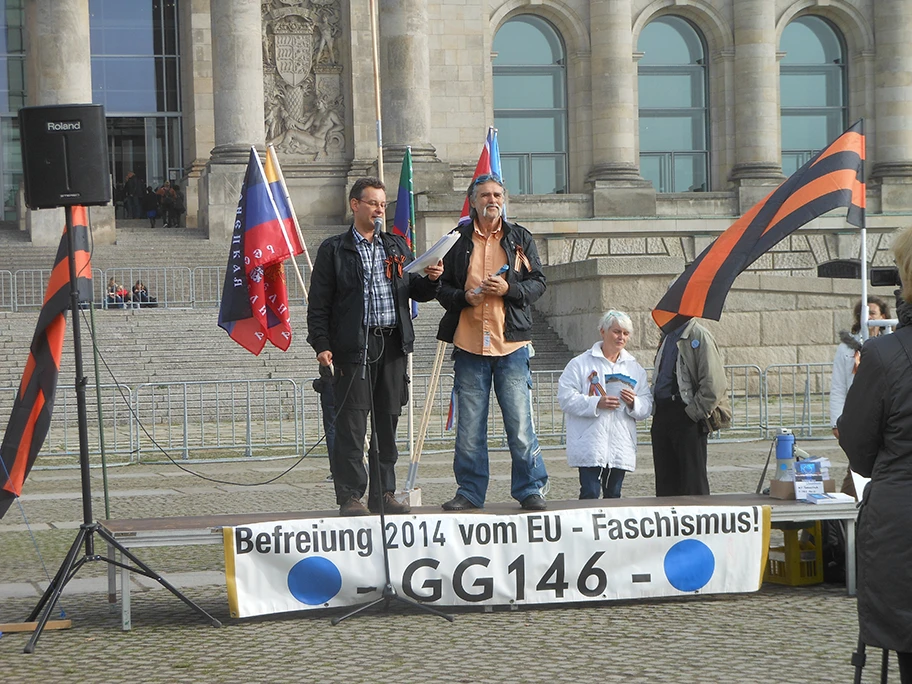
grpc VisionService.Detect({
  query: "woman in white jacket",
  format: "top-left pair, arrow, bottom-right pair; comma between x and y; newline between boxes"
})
558,310 -> 653,499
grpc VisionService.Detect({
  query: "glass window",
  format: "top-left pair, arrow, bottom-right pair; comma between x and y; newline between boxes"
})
493,16 -> 568,195
89,0 -> 182,192
89,0 -> 180,115
637,16 -> 710,193
780,16 -> 847,176
0,1 -> 24,220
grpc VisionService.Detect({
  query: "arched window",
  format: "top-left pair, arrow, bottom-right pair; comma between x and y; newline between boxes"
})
780,16 -> 847,176
493,16 -> 568,195
637,16 -> 709,193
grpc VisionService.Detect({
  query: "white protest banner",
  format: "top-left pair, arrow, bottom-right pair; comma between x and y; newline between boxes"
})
224,505 -> 771,618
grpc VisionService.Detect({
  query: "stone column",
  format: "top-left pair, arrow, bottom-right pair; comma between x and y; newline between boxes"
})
177,0 -> 215,229
24,0 -> 114,245
586,0 -> 654,217
378,0 -> 450,192
872,0 -> 912,210
200,0 -> 264,240
729,0 -> 782,208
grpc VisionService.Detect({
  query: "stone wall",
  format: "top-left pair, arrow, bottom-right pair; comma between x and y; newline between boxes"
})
537,256 -> 898,370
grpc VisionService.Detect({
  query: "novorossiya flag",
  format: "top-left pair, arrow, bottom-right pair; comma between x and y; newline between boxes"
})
0,206 -> 92,518
218,148 -> 294,354
392,147 -> 419,318
652,120 -> 866,334
459,126 -> 504,223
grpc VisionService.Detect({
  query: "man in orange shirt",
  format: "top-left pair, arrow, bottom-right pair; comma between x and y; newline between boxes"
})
436,175 -> 548,511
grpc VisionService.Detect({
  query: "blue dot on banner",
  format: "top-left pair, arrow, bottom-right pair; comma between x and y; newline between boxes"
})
287,557 -> 342,605
664,539 -> 715,592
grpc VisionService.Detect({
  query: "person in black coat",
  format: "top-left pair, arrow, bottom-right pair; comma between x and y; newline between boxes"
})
306,176 -> 442,517
141,186 -> 159,228
838,227 -> 912,680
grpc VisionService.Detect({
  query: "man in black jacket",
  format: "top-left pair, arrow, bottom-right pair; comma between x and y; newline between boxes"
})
307,177 -> 442,516
436,174 -> 548,511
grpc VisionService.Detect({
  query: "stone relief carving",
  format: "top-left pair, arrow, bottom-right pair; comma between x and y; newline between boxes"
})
262,0 -> 345,160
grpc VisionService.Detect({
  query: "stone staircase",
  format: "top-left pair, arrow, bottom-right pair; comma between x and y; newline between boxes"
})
0,219 -> 574,391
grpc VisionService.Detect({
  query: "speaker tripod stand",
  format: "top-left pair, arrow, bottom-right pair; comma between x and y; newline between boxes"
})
23,206 -> 221,653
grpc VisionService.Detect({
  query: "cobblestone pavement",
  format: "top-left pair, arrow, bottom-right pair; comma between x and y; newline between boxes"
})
0,440 -> 895,683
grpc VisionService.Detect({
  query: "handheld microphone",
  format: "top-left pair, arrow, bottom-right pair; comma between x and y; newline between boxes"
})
373,217 -> 383,233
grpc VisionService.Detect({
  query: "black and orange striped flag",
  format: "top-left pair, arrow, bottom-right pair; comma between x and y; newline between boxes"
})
653,120 -> 865,334
0,206 -> 92,518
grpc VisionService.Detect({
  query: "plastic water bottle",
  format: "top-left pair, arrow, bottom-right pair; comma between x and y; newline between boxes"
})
775,430 -> 795,481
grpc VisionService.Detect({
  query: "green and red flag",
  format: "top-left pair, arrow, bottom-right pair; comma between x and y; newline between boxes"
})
652,120 -> 865,333
1,206 -> 93,518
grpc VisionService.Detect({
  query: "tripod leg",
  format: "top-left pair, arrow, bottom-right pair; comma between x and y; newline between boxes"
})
24,526 -> 89,654
96,526 -> 222,628
852,635 -> 867,684
390,593 -> 455,622
331,597 -> 386,625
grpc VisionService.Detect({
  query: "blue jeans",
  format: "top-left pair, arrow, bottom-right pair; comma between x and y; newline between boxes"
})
578,467 -> 626,499
452,346 -> 548,506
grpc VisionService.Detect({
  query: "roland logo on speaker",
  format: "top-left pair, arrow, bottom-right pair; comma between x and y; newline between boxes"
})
46,120 -> 82,132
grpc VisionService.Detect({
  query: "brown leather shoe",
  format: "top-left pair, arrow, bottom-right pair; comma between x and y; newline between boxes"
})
369,492 -> 411,515
339,496 -> 370,516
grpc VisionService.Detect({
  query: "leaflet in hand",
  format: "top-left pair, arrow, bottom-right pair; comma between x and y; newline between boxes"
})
403,231 -> 460,273
603,373 -> 637,398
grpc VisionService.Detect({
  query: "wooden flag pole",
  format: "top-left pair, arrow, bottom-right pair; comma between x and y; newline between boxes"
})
369,0 -> 383,182
405,340 -> 448,491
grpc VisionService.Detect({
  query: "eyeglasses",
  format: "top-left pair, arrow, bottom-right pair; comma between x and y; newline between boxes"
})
356,199 -> 386,210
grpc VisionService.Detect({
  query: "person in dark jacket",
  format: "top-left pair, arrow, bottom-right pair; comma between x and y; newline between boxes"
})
141,186 -> 159,228
306,177 -> 442,517
435,174 -> 548,512
838,227 -> 912,680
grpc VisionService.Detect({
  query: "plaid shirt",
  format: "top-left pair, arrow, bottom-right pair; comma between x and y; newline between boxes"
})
353,227 -> 397,328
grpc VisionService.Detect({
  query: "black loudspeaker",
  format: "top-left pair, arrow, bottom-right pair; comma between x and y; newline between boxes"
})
19,103 -> 111,210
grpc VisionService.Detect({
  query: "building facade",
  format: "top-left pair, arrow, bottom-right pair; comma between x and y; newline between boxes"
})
2,0 -> 910,272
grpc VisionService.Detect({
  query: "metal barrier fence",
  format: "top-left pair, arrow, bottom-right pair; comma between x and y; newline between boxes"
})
9,362 -> 829,468
763,363 -> 832,438
101,267 -> 193,309
0,269 -> 12,311
8,261 -> 314,311
131,379 -> 301,461
13,268 -> 104,310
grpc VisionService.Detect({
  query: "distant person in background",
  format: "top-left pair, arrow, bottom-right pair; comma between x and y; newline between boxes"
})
113,181 -> 125,219
169,185 -> 186,228
830,295 -> 890,498
106,277 -> 129,309
132,280 -> 157,308
838,228 -> 912,681
141,186 -> 159,228
157,181 -> 177,227
558,310 -> 653,499
124,172 -> 141,219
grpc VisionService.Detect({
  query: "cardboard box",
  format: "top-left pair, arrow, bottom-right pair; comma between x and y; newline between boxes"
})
768,478 -> 835,500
